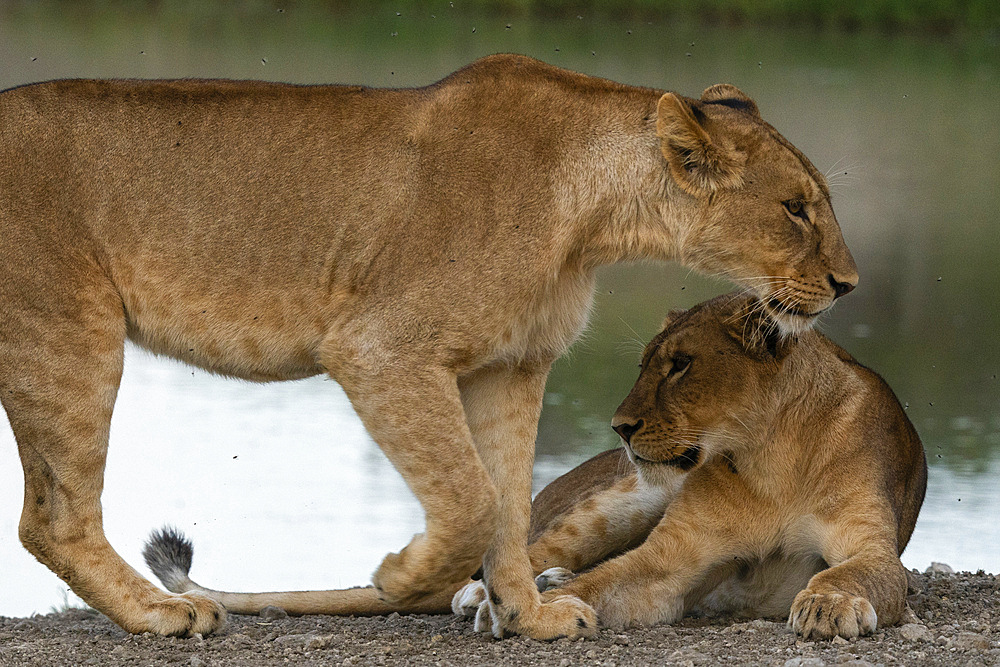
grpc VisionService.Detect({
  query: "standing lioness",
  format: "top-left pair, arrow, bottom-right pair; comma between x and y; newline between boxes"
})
0,54 -> 856,639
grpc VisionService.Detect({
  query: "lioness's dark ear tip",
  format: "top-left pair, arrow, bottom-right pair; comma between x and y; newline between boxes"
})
660,309 -> 687,331
700,84 -> 760,117
655,92 -> 695,139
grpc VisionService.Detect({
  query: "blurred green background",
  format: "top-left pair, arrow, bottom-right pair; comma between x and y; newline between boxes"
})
0,0 -> 997,597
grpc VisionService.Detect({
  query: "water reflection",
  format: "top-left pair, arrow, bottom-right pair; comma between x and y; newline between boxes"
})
0,2 -> 997,617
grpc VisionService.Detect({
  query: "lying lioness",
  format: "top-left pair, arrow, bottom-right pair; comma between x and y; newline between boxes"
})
1,54 -> 856,638
455,293 -> 927,640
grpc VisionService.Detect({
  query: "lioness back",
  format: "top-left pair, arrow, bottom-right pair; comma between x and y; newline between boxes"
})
1,56 -> 663,382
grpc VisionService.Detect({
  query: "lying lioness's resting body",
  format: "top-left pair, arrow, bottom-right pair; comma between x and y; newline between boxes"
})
454,293 -> 927,640
1,55 -> 856,638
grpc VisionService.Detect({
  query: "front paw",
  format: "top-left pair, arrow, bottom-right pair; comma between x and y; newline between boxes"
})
789,589 -> 877,640
501,593 -> 597,640
451,580 -> 487,618
535,567 -> 576,592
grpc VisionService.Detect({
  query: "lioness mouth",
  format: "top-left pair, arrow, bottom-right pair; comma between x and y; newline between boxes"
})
768,299 -> 819,318
635,446 -> 701,471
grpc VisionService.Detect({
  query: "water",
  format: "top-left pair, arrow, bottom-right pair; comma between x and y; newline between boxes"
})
1,3 -> 998,617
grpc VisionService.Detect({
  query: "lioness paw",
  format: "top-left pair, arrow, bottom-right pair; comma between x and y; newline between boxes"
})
789,589 -> 877,640
451,580 -> 487,618
535,567 -> 576,592
474,598 -> 496,635
487,593 -> 597,640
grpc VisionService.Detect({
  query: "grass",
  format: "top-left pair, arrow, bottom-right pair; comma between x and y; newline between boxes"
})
48,589 -> 95,615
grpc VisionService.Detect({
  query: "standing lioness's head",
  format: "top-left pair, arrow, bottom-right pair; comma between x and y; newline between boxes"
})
654,85 -> 857,335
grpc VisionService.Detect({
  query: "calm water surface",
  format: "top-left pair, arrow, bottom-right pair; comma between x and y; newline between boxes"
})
1,3 -> 997,616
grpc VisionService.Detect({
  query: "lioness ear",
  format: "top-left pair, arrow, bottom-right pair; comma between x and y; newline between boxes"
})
660,309 -> 687,331
656,93 -> 746,196
700,84 -> 760,117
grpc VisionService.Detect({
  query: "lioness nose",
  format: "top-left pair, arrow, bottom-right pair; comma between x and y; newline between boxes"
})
828,274 -> 856,299
613,419 -> 643,444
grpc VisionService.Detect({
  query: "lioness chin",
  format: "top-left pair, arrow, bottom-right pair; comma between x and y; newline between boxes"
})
1,54 -> 855,639
454,293 -> 927,641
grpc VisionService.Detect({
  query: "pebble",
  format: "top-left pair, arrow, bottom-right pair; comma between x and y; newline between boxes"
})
899,623 -> 932,642
926,562 -> 955,574
189,657 -> 206,667
831,635 -> 849,645
948,632 -> 991,651
273,633 -> 310,646
784,658 -> 825,667
259,605 -> 288,621
306,633 -> 334,650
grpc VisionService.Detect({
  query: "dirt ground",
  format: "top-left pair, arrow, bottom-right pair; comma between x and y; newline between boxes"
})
1,569 -> 996,666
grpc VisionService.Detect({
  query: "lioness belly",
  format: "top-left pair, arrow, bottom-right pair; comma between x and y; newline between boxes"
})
690,553 -> 825,619
120,282 -> 329,382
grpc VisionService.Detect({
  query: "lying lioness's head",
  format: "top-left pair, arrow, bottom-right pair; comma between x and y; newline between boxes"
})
655,86 -> 858,334
611,292 -> 792,482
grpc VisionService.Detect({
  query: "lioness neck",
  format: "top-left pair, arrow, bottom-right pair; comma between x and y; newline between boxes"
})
552,115 -> 690,270
728,336 -> 860,498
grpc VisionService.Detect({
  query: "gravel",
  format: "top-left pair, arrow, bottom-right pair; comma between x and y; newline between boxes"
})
1,570 -> 996,666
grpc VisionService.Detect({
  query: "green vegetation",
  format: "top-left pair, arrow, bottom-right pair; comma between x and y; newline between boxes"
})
461,0 -> 1000,34
15,0 -> 1000,35
307,0 -> 1000,34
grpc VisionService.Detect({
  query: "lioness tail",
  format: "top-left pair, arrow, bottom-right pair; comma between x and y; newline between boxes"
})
143,526 -> 197,593
139,526 -> 458,616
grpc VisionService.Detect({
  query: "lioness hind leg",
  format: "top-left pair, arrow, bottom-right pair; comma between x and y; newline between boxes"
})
331,361 -> 501,607
0,269 -> 224,636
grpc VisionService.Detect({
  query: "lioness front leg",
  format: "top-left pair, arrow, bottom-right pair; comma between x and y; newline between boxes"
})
453,455 -> 670,623
334,362 -> 500,605
458,362 -> 597,639
790,520 -> 907,640
549,511 -> 728,629
1,273 -> 225,636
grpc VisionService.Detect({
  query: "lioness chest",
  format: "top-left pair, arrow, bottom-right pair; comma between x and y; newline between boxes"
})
1,78 -> 595,381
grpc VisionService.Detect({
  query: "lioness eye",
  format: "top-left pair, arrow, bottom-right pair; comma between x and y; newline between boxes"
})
669,355 -> 691,376
783,199 -> 808,222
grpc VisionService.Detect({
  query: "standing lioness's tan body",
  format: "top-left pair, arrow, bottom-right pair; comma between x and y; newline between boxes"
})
0,54 -> 856,639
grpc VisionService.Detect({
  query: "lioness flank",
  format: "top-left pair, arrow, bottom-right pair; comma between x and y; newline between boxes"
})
0,54 -> 856,639
455,293 -> 927,640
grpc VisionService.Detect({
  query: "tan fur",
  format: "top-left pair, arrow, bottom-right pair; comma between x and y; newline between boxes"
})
0,55 -> 856,638
483,293 -> 925,640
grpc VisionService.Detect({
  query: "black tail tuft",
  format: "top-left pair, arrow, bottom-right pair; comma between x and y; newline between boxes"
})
143,526 -> 194,592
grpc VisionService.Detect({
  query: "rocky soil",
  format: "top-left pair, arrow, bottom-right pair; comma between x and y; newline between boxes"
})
1,569 -> 997,666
